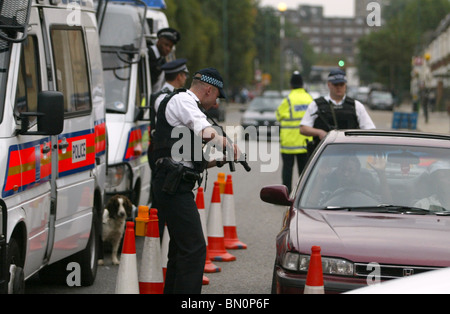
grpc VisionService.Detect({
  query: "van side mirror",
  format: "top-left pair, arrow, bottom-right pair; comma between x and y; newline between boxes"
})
20,91 -> 64,136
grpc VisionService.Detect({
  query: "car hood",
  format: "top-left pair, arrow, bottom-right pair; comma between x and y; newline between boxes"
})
293,209 -> 450,267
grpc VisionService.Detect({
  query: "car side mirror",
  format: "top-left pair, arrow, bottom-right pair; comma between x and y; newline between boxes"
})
260,185 -> 293,206
20,91 -> 64,136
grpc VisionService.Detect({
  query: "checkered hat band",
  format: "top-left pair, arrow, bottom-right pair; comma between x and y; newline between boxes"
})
200,75 -> 223,89
328,74 -> 347,81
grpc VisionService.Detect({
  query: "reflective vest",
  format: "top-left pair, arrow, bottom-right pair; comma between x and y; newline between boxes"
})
276,89 -> 313,154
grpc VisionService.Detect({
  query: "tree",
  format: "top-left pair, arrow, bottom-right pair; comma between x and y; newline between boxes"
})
163,0 -> 257,93
357,0 -> 450,97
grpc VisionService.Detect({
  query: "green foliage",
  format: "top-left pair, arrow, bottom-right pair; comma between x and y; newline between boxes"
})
357,0 -> 450,94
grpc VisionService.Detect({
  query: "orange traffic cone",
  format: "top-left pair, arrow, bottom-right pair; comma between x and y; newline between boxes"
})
304,246 -> 324,294
161,224 -> 169,282
206,182 -> 236,262
115,222 -> 139,294
139,208 -> 164,294
223,175 -> 247,250
217,172 -> 226,194
196,187 -> 221,273
135,205 -> 150,237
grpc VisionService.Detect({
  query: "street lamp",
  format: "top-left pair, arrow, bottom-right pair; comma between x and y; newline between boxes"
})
278,2 -> 287,92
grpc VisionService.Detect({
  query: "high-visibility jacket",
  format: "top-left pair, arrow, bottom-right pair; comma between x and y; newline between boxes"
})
276,88 -> 313,154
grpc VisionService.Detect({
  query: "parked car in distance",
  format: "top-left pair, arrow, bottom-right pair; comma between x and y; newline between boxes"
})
240,96 -> 282,140
261,130 -> 450,294
367,91 -> 395,110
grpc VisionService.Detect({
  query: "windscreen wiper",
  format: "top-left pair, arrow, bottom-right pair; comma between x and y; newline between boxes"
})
322,205 -> 438,215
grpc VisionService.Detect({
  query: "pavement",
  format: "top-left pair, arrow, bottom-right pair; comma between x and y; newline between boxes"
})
395,104 -> 450,135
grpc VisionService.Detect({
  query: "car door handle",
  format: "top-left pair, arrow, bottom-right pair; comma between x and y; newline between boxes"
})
58,137 -> 69,151
42,142 -> 51,154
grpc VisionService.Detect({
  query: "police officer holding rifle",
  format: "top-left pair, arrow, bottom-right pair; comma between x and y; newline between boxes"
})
150,68 -> 249,294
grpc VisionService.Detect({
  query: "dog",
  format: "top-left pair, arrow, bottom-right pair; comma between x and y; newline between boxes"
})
98,195 -> 133,266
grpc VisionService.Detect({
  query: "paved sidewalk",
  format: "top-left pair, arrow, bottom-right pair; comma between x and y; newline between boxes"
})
395,104 -> 450,135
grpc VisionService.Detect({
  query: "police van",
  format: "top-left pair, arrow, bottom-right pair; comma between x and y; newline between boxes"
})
0,0 -> 106,293
97,0 -> 153,207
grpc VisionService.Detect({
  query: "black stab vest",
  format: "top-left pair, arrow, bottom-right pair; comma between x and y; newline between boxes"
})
313,96 -> 360,131
150,89 -> 208,173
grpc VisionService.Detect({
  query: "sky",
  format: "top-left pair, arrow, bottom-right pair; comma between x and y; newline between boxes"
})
259,0 -> 355,17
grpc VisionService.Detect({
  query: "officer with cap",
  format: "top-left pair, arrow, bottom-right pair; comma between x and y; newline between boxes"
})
150,67 -> 241,294
276,71 -> 313,192
300,69 -> 375,152
148,58 -> 189,234
149,27 -> 181,92
153,58 -> 189,114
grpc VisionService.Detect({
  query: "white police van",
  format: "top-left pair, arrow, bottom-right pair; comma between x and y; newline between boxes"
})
0,0 -> 106,293
97,0 -> 154,207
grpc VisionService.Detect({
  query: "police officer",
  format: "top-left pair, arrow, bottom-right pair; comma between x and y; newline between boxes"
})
149,59 -> 189,235
300,69 -> 375,145
150,58 -> 190,131
150,68 -> 240,294
149,27 -> 181,92
276,71 -> 313,192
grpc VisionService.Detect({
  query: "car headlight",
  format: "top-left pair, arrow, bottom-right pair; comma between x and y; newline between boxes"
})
282,252 -> 354,276
105,164 -> 131,190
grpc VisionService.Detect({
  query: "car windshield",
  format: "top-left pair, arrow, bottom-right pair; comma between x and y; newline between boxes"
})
102,49 -> 132,114
0,38 -> 10,123
298,144 -> 450,215
248,97 -> 283,112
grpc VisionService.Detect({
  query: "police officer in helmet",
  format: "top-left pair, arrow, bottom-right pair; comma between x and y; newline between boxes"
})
276,71 -> 313,192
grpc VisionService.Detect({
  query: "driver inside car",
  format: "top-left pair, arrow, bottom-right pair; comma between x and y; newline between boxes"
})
308,155 -> 391,207
413,161 -> 450,212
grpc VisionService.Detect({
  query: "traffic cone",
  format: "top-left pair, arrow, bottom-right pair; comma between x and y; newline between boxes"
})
161,224 -> 169,281
196,187 -> 221,273
135,205 -> 149,237
304,246 -> 324,294
223,175 -> 247,250
217,172 -> 226,194
115,222 -> 139,294
206,182 -> 236,262
139,208 -> 164,294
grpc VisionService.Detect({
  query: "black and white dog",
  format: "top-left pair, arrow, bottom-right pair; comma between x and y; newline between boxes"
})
98,195 -> 133,265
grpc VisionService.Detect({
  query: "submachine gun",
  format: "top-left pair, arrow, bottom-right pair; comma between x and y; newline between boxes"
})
202,109 -> 251,173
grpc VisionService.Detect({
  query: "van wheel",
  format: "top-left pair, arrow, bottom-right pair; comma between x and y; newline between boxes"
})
7,238 -> 25,294
72,212 -> 99,286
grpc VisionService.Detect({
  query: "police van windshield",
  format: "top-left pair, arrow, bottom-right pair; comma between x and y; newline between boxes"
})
298,143 -> 450,214
0,39 -> 10,123
102,49 -> 131,114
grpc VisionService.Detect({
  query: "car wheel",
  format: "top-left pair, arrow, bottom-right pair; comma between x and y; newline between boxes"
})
72,210 -> 99,286
271,262 -> 278,294
7,238 -> 25,294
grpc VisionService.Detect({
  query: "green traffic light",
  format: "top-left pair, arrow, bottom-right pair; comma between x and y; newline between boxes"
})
338,60 -> 345,67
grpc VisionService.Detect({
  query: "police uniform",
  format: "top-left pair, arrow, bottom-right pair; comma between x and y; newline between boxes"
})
276,71 -> 313,192
150,68 -> 225,294
149,28 -> 181,92
149,59 -> 189,236
154,58 -> 189,114
301,70 -> 375,134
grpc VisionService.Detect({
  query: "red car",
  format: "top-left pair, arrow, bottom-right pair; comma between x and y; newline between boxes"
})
261,130 -> 450,294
